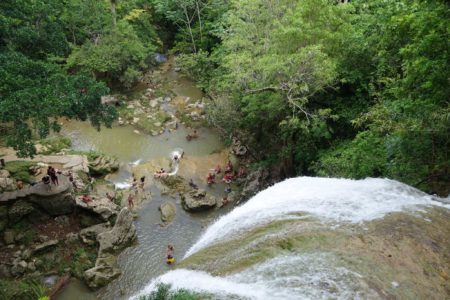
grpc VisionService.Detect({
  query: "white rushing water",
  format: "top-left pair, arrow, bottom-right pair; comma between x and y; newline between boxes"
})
134,177 -> 449,299
185,177 -> 448,256
135,253 -> 379,300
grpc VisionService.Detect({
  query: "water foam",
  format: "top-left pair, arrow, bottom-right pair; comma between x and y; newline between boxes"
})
133,253 -> 378,300
186,177 -> 448,257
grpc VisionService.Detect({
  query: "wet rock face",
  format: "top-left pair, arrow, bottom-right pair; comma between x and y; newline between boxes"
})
79,222 -> 111,245
181,189 -> 217,212
84,208 -> 136,289
159,202 -> 176,223
88,155 -> 119,176
75,196 -> 119,221
240,167 -> 271,201
97,207 -> 137,255
84,264 -> 121,289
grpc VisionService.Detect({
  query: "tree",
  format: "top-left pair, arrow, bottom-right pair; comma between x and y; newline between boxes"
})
0,51 -> 116,157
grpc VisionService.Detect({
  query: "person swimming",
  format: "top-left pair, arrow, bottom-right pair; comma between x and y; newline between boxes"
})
166,245 -> 175,264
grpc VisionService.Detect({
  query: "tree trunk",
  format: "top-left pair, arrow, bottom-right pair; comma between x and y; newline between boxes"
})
111,0 -> 117,27
183,4 -> 197,53
195,0 -> 203,44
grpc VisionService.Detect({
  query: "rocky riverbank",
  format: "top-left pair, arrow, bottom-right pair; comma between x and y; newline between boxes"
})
0,147 -> 137,299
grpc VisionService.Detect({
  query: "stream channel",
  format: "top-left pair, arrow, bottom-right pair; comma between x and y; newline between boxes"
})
57,57 -> 229,299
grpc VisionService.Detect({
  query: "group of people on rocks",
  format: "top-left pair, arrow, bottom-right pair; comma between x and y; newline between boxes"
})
205,160 -> 245,205
42,166 -> 59,190
126,175 -> 146,210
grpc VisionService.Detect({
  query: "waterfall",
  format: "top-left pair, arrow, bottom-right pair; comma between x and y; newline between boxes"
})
133,177 -> 449,300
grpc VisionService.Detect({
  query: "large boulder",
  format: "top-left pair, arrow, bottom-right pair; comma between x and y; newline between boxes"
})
4,230 -> 15,245
8,200 -> 36,224
32,239 -> 59,254
97,208 -> 136,255
240,167 -> 271,201
84,264 -> 121,289
159,202 -> 176,223
181,189 -> 217,212
75,196 -> 119,221
88,155 -> 119,176
0,169 -> 15,193
79,222 -> 111,245
0,206 -> 8,232
27,191 -> 75,216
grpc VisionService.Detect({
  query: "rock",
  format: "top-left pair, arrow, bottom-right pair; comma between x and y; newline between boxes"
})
4,230 -> 15,245
38,235 -> 49,243
151,130 -> 158,136
28,191 -> 75,216
54,215 -> 70,226
0,206 -> 8,232
134,130 -> 140,134
8,200 -> 35,223
127,104 -> 134,109
15,233 -> 25,243
27,261 -> 36,272
132,117 -> 140,124
32,239 -> 59,254
241,167 -> 271,201
88,155 -> 119,176
190,111 -> 200,120
0,169 -> 15,193
181,189 -> 217,212
164,96 -> 171,103
84,265 -> 121,289
26,208 -> 51,224
65,232 -> 79,244
21,249 -> 32,260
154,122 -> 162,127
159,202 -> 176,223
174,67 -> 181,72
155,97 -> 164,103
80,222 -> 111,245
97,208 -> 136,255
14,250 -> 22,258
0,264 -> 11,278
75,196 -> 119,221
11,260 -> 27,276
166,121 -> 178,130
149,99 -> 158,108
101,95 -> 120,105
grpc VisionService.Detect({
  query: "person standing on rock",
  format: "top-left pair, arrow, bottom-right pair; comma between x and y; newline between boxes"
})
42,175 -> 51,191
139,176 -> 146,189
47,166 -> 58,186
128,194 -> 134,210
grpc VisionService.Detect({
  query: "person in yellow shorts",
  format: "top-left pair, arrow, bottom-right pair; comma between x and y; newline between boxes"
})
166,245 -> 175,264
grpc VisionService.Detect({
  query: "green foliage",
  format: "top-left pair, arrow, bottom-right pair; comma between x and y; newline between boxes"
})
0,279 -> 49,300
38,136 -> 72,155
139,283 -> 199,300
67,20 -> 153,87
4,160 -> 36,183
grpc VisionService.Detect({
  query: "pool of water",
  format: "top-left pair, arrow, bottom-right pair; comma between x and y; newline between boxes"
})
56,57 -> 230,300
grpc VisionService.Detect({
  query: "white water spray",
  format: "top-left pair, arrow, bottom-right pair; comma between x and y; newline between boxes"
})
134,177 -> 449,299
185,177 -> 448,257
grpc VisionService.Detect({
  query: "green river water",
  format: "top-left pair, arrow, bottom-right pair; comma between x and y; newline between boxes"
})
56,58 -> 229,300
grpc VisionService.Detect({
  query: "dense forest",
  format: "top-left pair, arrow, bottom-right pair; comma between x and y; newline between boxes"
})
1,0 -> 449,194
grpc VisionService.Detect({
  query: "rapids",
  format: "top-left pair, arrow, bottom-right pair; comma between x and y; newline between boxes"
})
134,177 -> 450,300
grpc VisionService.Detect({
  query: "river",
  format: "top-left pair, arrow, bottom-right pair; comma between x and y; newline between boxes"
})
57,57 -> 230,299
